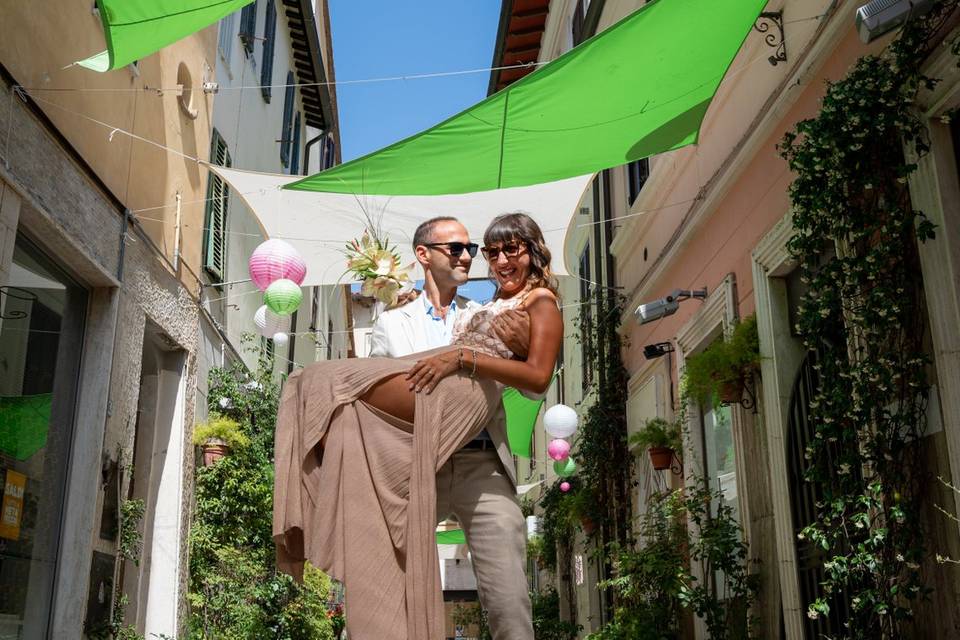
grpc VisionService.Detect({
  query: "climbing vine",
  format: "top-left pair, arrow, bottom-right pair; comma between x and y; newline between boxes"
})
778,2 -> 958,635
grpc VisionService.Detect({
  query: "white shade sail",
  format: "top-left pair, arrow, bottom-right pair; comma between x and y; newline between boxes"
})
210,166 -> 593,287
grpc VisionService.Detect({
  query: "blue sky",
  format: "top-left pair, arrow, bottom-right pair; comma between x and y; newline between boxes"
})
328,1 -> 503,162
330,1 -> 501,302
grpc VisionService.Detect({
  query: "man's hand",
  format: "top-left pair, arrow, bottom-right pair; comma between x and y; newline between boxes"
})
492,309 -> 531,359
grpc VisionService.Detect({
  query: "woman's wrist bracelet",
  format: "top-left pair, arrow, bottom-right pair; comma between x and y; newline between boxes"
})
470,348 -> 479,379
457,347 -> 464,370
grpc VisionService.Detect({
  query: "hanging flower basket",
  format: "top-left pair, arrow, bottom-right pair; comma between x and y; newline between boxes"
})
717,376 -> 745,405
648,446 -> 675,471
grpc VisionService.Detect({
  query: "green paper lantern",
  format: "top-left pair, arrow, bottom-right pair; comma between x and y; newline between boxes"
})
264,279 -> 302,316
554,458 -> 576,478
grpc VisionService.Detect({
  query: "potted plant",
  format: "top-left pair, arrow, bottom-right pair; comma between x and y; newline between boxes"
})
192,413 -> 248,465
682,315 -> 760,405
630,417 -> 682,471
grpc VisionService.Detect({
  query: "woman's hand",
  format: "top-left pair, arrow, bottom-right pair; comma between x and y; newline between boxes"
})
406,350 -> 460,394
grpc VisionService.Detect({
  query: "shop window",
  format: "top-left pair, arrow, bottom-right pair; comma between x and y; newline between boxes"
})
203,130 -> 231,282
0,235 -> 87,637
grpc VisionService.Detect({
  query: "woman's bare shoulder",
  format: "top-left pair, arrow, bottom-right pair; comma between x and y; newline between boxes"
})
525,287 -> 559,309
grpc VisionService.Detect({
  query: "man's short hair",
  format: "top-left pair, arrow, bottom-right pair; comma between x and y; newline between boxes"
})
412,216 -> 460,251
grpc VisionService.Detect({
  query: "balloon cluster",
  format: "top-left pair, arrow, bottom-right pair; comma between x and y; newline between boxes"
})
249,239 -> 307,345
543,404 -> 578,492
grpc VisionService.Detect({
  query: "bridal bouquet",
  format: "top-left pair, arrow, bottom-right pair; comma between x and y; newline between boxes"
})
344,230 -> 413,307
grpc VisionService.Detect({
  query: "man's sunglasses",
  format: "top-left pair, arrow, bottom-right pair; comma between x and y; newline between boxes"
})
424,242 -> 479,258
480,242 -> 526,260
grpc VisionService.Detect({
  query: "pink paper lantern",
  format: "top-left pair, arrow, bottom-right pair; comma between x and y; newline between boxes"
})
249,239 -> 307,291
547,438 -> 570,462
560,482 -> 571,493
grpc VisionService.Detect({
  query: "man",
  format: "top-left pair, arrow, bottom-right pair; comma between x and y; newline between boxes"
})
369,216 -> 534,640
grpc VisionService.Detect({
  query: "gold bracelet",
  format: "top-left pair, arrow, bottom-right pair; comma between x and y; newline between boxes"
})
470,348 -> 479,379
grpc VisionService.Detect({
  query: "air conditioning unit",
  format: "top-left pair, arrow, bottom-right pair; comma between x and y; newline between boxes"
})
856,0 -> 936,43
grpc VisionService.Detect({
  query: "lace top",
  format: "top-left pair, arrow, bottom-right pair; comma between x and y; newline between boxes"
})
451,292 -> 529,359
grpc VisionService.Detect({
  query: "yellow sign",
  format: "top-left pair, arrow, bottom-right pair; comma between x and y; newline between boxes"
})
0,470 -> 26,540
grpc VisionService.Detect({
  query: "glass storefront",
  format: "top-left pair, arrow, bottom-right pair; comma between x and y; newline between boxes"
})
0,235 -> 86,638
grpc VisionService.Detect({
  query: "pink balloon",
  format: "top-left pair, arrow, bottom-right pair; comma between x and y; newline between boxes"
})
249,239 -> 307,291
560,482 -> 571,492
547,438 -> 570,462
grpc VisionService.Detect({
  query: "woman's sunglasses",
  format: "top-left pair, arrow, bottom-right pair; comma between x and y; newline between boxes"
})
424,242 -> 479,258
480,242 -> 526,260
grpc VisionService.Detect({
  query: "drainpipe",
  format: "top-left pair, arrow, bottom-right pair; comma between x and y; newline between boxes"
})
303,130 -> 326,175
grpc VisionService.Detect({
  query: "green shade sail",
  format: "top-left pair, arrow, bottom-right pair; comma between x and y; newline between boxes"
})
435,529 -> 467,545
503,387 -> 544,458
0,394 -> 52,461
286,0 -> 766,196
78,0 -> 255,72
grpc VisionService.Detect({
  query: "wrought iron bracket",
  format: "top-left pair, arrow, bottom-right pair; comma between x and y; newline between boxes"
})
0,286 -> 37,319
754,11 -> 787,67
669,451 -> 684,476
721,371 -> 759,414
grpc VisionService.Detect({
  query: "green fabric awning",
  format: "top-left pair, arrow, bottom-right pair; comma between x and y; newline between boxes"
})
0,394 -> 52,461
286,0 -> 766,196
503,387 -> 544,459
435,529 -> 467,545
78,0 -> 255,72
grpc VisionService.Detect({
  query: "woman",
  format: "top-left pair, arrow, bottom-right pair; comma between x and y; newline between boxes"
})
273,213 -> 562,639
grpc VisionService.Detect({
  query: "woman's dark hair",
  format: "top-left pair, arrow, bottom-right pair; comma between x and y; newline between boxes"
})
483,212 -> 558,296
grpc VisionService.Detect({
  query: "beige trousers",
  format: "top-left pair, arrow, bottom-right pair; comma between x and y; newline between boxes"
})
436,449 -> 534,640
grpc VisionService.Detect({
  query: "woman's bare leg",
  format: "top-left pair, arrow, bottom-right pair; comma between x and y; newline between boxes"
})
360,373 -> 416,428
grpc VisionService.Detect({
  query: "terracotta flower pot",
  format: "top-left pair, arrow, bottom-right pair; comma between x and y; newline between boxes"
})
202,438 -> 230,466
718,377 -> 744,404
648,446 -> 675,471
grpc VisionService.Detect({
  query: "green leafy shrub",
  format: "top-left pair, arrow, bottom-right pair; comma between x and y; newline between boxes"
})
682,315 -> 759,404
192,413 -> 249,449
628,417 -> 682,453
531,587 -> 580,640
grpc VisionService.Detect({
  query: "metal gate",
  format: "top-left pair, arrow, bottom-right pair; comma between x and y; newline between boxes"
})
786,350 -> 853,638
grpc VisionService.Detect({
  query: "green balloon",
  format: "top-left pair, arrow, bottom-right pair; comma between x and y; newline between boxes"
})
554,458 -> 576,478
264,279 -> 303,316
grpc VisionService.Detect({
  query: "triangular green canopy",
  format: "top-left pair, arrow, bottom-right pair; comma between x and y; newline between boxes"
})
286,0 -> 766,196
503,387 -> 544,458
435,529 -> 467,545
78,0 -> 254,71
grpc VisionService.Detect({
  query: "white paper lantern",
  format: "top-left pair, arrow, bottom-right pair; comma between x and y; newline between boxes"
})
544,404 -> 578,438
254,305 -> 290,338
272,332 -> 290,348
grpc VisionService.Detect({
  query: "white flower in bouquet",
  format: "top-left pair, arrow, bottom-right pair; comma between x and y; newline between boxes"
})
344,229 -> 413,308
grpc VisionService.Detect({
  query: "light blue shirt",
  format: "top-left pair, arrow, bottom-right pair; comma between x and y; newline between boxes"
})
421,294 -> 458,348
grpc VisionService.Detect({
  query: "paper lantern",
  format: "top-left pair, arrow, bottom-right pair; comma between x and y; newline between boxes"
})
547,438 -> 570,462
560,482 -> 571,492
272,332 -> 289,348
544,404 -> 578,438
264,279 -> 303,315
249,239 -> 307,290
554,458 -> 576,478
254,305 -> 291,337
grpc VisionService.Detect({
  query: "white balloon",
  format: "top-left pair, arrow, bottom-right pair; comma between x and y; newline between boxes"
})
254,305 -> 290,337
272,332 -> 290,347
543,404 -> 579,438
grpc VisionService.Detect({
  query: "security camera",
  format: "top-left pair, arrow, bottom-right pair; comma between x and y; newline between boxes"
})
634,288 -> 707,325
856,0 -> 934,44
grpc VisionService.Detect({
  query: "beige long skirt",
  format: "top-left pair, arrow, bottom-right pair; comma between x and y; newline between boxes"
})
273,347 -> 502,639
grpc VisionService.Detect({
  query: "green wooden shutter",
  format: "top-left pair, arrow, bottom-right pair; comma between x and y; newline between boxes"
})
204,130 -> 232,281
260,0 -> 276,102
290,112 -> 301,174
239,1 -> 257,55
280,71 -> 295,167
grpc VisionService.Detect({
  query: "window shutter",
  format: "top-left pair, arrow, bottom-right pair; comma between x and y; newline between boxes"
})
290,112 -> 302,174
239,2 -> 257,55
627,158 -> 650,205
280,71 -> 295,166
260,0 -> 276,102
204,130 -> 232,281
218,12 -> 236,63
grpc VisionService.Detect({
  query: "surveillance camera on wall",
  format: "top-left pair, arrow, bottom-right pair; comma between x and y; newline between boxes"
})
634,288 -> 707,325
856,0 -> 935,44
